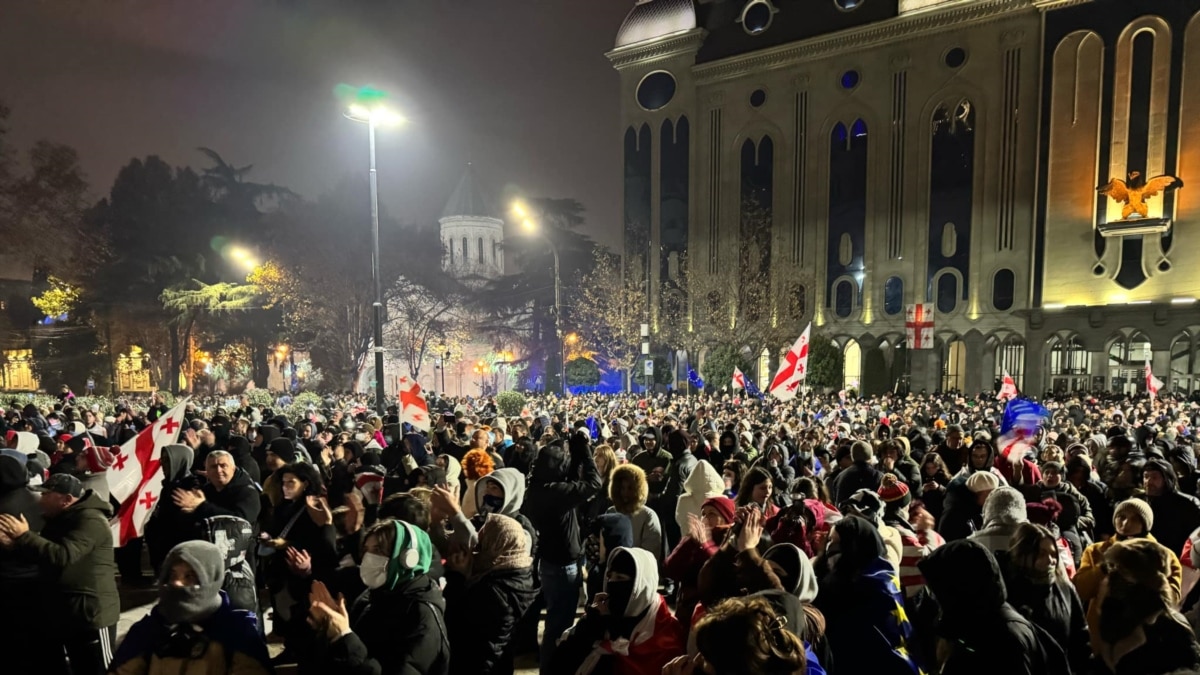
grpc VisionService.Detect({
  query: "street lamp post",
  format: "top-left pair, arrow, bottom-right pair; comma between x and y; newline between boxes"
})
344,96 -> 404,415
512,200 -> 565,396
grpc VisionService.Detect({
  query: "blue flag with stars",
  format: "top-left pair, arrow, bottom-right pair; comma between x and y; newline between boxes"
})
687,366 -> 705,390
743,373 -> 765,399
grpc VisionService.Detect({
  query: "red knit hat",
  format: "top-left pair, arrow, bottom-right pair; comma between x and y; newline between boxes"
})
878,475 -> 911,505
701,496 -> 737,525
1025,498 -> 1063,526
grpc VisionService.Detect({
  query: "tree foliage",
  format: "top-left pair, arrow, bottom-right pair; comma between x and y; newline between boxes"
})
700,343 -> 755,391
31,276 -> 80,319
566,357 -> 600,387
806,334 -> 844,391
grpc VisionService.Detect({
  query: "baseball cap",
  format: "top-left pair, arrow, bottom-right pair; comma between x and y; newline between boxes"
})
34,473 -> 84,498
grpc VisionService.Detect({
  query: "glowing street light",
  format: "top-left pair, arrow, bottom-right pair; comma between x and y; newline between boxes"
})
342,84 -> 406,414
228,246 -> 259,272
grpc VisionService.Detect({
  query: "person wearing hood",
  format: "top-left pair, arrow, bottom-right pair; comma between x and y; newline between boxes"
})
437,452 -> 462,496
831,441 -> 882,506
309,518 -> 450,675
253,424 -> 282,478
1142,458 -> 1200,556
1038,460 -> 1096,539
263,462 -> 338,668
608,463 -> 665,565
665,495 -> 735,630
761,542 -> 831,670
917,539 -> 1068,674
1090,537 -> 1200,675
108,541 -> 270,674
443,514 -> 537,675
997,523 -> 1090,673
812,517 -> 922,675
0,454 -> 45,674
263,436 -> 299,516
878,438 -> 922,497
0,473 -> 120,675
674,459 -> 725,539
839,488 -> 904,572
969,486 -> 1029,555
145,443 -> 201,573
225,435 -> 260,486
550,546 -> 685,675
429,467 -> 537,560
660,429 -> 698,552
522,429 -> 601,666
587,512 -> 634,602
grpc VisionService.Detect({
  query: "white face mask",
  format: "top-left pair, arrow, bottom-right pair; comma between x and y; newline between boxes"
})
359,552 -> 390,589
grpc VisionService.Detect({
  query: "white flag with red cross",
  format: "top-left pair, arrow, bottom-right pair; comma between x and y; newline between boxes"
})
906,304 -> 936,350
999,370 -> 1019,400
107,399 -> 189,546
1146,360 -> 1164,400
732,367 -> 747,391
769,322 -> 812,402
398,376 -> 431,432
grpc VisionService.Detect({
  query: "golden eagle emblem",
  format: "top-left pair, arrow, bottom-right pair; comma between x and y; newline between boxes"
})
1098,171 -> 1183,219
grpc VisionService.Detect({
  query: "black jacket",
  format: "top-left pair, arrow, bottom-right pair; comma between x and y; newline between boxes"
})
1145,461 -> 1200,555
324,573 -> 450,675
833,461 -> 883,506
0,456 -> 42,582
193,467 -> 262,524
522,432 -> 601,565
997,554 -> 1089,672
444,566 -> 537,675
11,490 -> 120,630
1091,612 -> 1200,675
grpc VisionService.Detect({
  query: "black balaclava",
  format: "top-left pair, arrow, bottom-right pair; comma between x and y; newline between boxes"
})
605,548 -> 641,638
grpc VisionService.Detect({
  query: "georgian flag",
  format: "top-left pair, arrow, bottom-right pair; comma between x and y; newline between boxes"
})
999,370 -> 1019,401
768,322 -> 812,402
107,399 -> 189,546
398,376 -> 431,432
732,367 -> 747,391
1146,360 -> 1164,400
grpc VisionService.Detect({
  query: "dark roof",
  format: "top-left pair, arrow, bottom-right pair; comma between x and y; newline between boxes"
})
441,164 -> 495,219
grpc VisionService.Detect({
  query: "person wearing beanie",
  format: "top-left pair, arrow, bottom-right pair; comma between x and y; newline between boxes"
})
833,440 -> 883,506
665,495 -> 736,631
1090,538 -> 1200,675
970,487 -> 1029,555
108,541 -> 270,674
841,488 -> 905,574
1074,498 -> 1183,619
938,470 -> 1000,542
1142,457 -> 1200,557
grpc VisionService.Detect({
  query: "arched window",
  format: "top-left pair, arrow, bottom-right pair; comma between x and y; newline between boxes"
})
834,280 -> 854,318
995,337 -> 1025,392
884,276 -> 903,315
942,338 -> 966,391
993,269 -> 1015,311
448,240 -> 455,265
492,239 -> 498,265
936,273 -> 958,314
1171,333 -> 1193,394
462,237 -> 469,261
478,237 -> 484,262
1109,332 -> 1152,393
843,339 -> 862,391
1048,335 -> 1092,393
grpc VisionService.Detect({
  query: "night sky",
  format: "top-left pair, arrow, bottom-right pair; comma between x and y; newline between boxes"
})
0,0 -> 630,246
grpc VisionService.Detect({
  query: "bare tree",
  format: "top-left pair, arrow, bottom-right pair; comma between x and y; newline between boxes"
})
575,249 -> 645,390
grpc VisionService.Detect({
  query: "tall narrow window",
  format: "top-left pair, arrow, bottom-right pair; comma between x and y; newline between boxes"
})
928,100 -> 975,301
462,237 -> 469,261
478,237 -> 484,262
827,120 -> 868,308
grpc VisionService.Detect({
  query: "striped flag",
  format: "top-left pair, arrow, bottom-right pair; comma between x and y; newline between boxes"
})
1146,359 -> 1164,399
108,400 -> 189,546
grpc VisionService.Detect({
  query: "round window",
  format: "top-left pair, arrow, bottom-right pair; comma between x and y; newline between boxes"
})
636,71 -> 677,111
741,0 -> 776,36
841,70 -> 860,90
945,47 -> 967,69
750,89 -> 767,108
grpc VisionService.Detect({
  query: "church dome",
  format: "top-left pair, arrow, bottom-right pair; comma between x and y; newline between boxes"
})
615,0 -> 697,49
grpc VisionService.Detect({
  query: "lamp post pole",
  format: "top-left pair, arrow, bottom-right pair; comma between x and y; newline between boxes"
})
367,117 -> 387,415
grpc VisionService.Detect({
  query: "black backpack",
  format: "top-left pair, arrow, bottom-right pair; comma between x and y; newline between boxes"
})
194,514 -> 257,613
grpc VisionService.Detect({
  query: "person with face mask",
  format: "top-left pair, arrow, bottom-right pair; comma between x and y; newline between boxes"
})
550,546 -> 685,675
108,540 -> 270,674
308,518 -> 449,675
997,523 -> 1089,673
1090,538 -> 1200,675
442,514 -> 537,675
428,467 -> 537,562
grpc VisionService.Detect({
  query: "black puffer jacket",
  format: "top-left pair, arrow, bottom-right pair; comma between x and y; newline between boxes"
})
522,431 -> 600,565
996,552 -> 1089,673
324,573 -> 450,675
0,455 -> 42,582
193,466 -> 262,524
1144,459 -> 1200,556
444,566 -> 537,675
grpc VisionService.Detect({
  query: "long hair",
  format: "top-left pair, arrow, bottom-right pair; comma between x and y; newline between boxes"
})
694,595 -> 807,675
736,466 -> 773,507
593,444 -> 618,485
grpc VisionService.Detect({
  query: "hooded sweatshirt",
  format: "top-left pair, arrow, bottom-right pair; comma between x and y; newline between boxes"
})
674,460 -> 725,536
554,546 -> 685,675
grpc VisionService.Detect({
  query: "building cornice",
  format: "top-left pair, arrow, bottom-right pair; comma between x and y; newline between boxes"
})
1030,0 -> 1092,10
693,0 -> 1039,85
606,29 -> 708,70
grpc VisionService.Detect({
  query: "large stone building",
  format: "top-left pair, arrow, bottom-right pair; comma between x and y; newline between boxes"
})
609,0 -> 1200,396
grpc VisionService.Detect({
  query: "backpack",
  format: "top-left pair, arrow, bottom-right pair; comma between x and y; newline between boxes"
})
194,514 -> 257,613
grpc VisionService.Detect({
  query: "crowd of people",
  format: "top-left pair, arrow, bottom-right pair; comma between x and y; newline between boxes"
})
3,384 -> 1200,674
